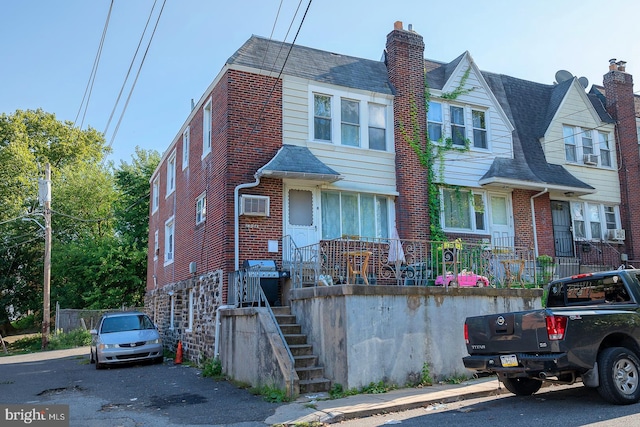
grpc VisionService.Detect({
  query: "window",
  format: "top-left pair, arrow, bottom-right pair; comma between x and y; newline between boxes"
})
166,151 -> 176,196
368,103 -> 386,150
196,192 -> 206,225
564,125 -> 577,162
154,230 -> 159,259
202,99 -> 212,158
604,206 -> 616,232
441,188 -> 486,232
572,202 -> 620,240
182,126 -> 190,170
341,99 -> 360,147
321,191 -> 389,239
152,177 -> 159,213
164,217 -> 175,265
472,110 -> 487,149
187,288 -> 194,332
169,295 -> 175,330
311,88 -> 390,150
588,203 -> 601,240
314,94 -> 332,141
450,106 -> 466,146
581,128 -> 593,155
427,102 -> 443,142
599,132 -> 611,167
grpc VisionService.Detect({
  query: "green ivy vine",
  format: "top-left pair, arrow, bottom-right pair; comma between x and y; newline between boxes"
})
399,67 -> 475,240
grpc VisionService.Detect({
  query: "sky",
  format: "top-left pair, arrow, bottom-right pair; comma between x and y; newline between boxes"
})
2,0 -> 640,166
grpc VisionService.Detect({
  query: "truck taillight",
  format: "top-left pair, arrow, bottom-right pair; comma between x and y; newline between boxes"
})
546,315 -> 567,340
464,323 -> 469,344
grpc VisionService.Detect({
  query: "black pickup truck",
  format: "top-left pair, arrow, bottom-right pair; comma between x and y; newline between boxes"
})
463,269 -> 640,404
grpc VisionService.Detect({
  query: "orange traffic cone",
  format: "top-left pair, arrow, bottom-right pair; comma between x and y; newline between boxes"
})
174,341 -> 183,364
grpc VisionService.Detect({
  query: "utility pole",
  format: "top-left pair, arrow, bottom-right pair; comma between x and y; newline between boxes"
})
41,163 -> 52,350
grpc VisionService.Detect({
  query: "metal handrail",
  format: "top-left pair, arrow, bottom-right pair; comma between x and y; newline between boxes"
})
229,267 -> 296,399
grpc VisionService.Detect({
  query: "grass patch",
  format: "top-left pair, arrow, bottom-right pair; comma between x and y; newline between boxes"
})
329,380 -> 397,399
201,357 -> 223,379
249,384 -> 291,403
2,329 -> 91,356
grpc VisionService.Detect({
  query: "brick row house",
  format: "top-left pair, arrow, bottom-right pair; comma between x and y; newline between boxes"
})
146,22 -> 639,364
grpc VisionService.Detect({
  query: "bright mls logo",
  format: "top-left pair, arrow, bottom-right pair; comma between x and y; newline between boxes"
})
1,405 -> 68,426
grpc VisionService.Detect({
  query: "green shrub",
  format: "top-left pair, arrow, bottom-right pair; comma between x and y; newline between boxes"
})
11,315 -> 37,331
48,329 -> 92,350
201,357 -> 223,378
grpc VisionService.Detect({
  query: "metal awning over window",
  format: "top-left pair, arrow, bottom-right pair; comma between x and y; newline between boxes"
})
256,145 -> 342,182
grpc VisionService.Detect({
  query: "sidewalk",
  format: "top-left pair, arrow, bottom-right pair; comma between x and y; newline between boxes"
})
265,376 -> 507,425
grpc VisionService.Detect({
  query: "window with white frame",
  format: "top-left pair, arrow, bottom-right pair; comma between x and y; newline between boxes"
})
599,131 -> 611,167
571,202 -> 620,240
472,110 -> 487,149
581,128 -> 593,155
441,188 -> 487,232
164,217 -> 175,265
187,288 -> 194,332
152,177 -> 160,213
314,94 -> 332,141
368,103 -> 386,150
563,125 -> 577,162
341,99 -> 360,147
166,151 -> 176,196
202,99 -> 212,158
182,126 -> 190,170
310,88 -> 391,150
564,125 -> 612,166
169,294 -> 175,329
196,192 -> 206,225
321,191 -> 389,239
428,101 -> 443,142
154,230 -> 159,259
450,105 -> 466,146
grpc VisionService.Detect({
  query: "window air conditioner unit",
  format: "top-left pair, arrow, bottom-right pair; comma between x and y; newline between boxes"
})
607,229 -> 626,241
240,195 -> 270,217
583,154 -> 598,165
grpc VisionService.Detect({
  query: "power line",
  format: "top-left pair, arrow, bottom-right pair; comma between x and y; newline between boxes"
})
104,0 -> 159,137
107,0 -> 167,151
74,0 -> 114,129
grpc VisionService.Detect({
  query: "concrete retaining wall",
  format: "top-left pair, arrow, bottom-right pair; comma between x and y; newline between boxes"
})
289,285 -> 542,389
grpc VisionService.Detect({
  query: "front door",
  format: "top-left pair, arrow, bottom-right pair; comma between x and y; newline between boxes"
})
284,186 -> 319,251
551,201 -> 574,257
488,193 -> 513,247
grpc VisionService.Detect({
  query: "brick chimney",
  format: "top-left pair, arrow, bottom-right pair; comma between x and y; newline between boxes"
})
385,21 -> 430,240
603,60 -> 640,261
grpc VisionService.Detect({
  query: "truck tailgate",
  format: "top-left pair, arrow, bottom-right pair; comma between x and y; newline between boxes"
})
465,310 -> 550,354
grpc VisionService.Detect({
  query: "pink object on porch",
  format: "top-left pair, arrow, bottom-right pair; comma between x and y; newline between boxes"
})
434,270 -> 490,287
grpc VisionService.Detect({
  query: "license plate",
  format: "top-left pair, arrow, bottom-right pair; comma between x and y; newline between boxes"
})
500,354 -> 518,367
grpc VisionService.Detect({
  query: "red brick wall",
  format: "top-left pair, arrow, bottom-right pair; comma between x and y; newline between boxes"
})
385,23 -> 430,241
147,69 -> 283,292
533,192 -> 554,257
603,67 -> 640,260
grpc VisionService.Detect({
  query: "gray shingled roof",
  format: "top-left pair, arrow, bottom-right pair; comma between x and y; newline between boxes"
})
424,57 -> 605,193
257,145 -> 342,182
228,35 -> 394,95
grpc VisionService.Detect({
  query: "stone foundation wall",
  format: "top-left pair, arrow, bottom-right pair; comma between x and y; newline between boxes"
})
145,270 -> 223,365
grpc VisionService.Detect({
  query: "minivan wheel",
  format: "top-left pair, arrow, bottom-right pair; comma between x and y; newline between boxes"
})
597,347 -> 640,404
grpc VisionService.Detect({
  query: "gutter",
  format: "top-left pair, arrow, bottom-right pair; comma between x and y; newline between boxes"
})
530,188 -> 548,257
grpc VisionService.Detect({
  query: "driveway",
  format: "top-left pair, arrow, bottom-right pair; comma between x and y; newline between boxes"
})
0,347 -> 279,426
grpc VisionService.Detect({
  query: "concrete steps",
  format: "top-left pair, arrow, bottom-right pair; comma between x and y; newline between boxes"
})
272,306 -> 331,394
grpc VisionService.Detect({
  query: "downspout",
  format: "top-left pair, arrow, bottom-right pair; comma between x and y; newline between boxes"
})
530,188 -> 548,257
215,173 -> 261,360
234,173 -> 261,270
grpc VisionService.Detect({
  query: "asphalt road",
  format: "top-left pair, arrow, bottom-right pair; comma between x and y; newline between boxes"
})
0,348 -> 280,426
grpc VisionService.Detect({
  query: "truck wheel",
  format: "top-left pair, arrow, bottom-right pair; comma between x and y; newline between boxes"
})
501,377 -> 542,396
597,347 -> 640,404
